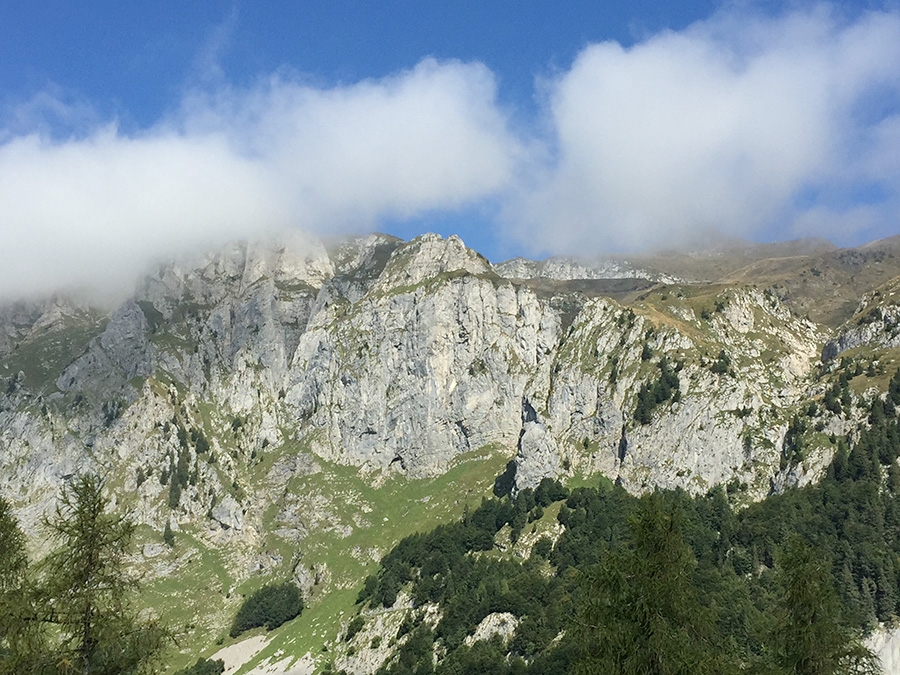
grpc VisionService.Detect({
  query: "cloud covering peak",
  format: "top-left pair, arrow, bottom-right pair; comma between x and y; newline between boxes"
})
509,6 -> 900,254
0,59 -> 518,299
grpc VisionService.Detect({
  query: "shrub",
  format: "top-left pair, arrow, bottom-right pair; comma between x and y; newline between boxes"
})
175,658 -> 225,675
230,582 -> 304,638
534,477 -> 568,507
532,536 -> 553,559
346,615 -> 365,641
635,358 -> 681,424
168,473 -> 181,509
710,349 -> 731,375
192,428 -> 210,454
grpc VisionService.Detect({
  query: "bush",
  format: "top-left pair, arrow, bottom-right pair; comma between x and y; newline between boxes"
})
346,615 -> 365,641
175,658 -> 225,675
534,478 -> 568,507
710,349 -> 731,375
532,536 -> 553,559
635,358 -> 681,424
191,428 -> 210,454
230,582 -> 304,638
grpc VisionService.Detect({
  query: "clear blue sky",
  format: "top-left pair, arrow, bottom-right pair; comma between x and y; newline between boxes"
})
1,1 -> 726,126
1,1 -> 898,296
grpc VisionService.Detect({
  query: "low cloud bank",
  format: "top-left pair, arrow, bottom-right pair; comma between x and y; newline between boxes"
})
0,59 -> 518,299
509,6 -> 900,254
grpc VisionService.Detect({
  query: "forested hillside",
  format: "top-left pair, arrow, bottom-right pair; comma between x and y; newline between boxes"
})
329,374 -> 900,674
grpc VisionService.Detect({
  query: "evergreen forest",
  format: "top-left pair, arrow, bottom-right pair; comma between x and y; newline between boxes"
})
335,386 -> 900,674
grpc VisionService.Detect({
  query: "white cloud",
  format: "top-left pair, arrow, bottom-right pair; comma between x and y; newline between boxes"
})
0,59 -> 520,299
0,129 -> 284,300
213,59 -> 520,225
507,6 -> 900,255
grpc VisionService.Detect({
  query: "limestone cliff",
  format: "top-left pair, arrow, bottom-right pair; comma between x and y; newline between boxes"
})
0,232 -> 847,540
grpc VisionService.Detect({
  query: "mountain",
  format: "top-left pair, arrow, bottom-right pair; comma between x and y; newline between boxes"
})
4,231 -> 900,672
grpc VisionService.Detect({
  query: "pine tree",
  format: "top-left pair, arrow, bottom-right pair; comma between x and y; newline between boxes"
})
39,475 -> 168,675
0,496 -> 34,674
0,496 -> 26,594
163,521 -> 175,548
573,494 -> 737,674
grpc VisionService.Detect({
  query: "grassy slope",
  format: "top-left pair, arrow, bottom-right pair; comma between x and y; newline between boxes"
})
134,443 -> 510,673
649,236 -> 900,328
0,311 -> 106,392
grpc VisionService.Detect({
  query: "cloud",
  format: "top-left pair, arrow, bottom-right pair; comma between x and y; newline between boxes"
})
0,59 -> 520,300
184,59 -> 521,225
0,86 -> 104,143
507,6 -> 900,255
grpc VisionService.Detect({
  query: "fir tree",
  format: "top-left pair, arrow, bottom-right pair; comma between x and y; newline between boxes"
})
771,537 -> 879,675
0,496 -> 34,674
573,494 -> 737,674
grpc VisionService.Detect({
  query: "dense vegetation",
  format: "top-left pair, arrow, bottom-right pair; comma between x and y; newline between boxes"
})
337,387 -> 900,674
634,356 -> 681,424
229,582 -> 305,638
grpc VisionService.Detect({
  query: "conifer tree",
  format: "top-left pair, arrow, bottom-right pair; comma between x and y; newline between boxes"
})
0,496 -> 34,673
771,537 -> 880,675
0,496 -> 25,592
3,475 -> 170,675
40,475 -> 167,674
573,494 -> 737,675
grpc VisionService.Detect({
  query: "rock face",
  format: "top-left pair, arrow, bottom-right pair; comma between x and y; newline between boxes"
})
463,612 -> 519,647
822,279 -> 900,361
0,230 -> 849,546
868,625 -> 900,675
494,256 -> 682,284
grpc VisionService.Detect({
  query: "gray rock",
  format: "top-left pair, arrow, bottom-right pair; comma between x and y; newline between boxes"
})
212,494 -> 244,531
0,231 -> 837,550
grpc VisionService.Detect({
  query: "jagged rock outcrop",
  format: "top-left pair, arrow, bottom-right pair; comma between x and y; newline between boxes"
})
279,233 -> 563,477
462,612 -> 519,647
822,289 -> 900,361
513,399 -> 562,490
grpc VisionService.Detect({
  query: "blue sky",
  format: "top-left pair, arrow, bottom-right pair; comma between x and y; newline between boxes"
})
1,1 -> 900,297
1,2 -> 723,128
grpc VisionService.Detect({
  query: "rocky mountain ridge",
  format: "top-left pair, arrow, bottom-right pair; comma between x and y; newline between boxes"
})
4,233 -> 897,519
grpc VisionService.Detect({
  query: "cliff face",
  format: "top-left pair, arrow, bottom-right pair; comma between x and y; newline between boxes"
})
0,231 -> 840,538
822,276 -> 900,361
